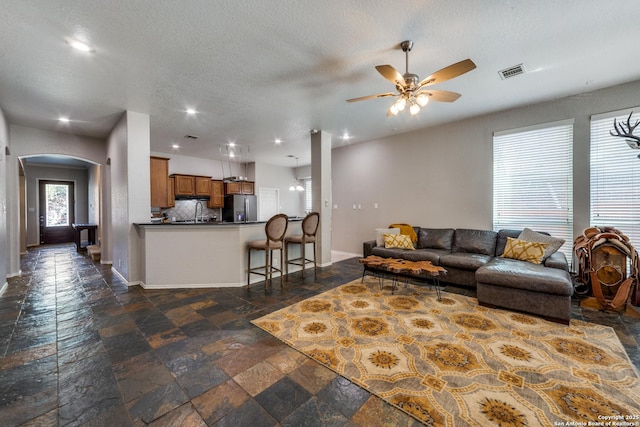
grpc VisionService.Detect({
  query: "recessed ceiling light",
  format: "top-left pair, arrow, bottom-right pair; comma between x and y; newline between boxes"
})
228,142 -> 236,147
341,132 -> 351,140
172,144 -> 180,150
274,138 -> 282,144
66,38 -> 93,53
229,152 -> 235,158
58,117 -> 70,123
186,108 -> 197,115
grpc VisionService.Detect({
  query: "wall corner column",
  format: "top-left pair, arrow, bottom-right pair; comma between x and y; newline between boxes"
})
311,130 -> 331,266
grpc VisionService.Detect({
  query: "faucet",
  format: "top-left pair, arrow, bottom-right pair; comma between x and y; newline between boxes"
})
194,201 -> 203,223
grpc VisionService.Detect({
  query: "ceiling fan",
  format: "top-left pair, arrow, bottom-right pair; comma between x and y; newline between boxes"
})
347,40 -> 476,116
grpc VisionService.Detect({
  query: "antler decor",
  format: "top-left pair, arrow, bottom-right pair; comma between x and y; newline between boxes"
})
610,111 -> 640,150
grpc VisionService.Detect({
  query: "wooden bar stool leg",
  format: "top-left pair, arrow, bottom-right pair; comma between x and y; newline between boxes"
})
247,249 -> 251,287
312,241 -> 317,276
284,241 -> 289,281
301,241 -> 306,278
279,247 -> 284,287
265,249 -> 271,287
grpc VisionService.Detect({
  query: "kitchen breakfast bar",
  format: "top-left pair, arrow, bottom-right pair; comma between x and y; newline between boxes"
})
135,220 -> 303,289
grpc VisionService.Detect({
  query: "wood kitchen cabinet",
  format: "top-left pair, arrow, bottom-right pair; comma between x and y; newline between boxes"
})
195,176 -> 211,196
225,181 -> 254,195
209,180 -> 224,208
167,176 -> 175,207
173,175 -> 195,196
173,174 -> 211,196
150,156 -> 171,207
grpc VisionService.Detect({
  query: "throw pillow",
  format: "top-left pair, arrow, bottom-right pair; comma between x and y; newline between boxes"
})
384,233 -> 415,250
376,228 -> 399,246
518,228 -> 565,260
502,237 -> 549,264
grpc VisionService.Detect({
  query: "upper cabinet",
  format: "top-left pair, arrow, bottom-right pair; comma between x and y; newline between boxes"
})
173,175 -> 211,196
151,158 -> 234,208
209,180 -> 224,208
225,181 -> 254,195
150,156 -> 171,207
167,176 -> 175,207
195,177 -> 211,196
174,174 -> 194,196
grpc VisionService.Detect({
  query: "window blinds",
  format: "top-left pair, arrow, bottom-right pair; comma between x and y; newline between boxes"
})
590,109 -> 640,246
304,179 -> 312,213
493,120 -> 574,256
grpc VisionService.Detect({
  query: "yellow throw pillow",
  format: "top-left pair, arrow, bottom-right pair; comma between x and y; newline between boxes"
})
502,237 -> 548,264
384,233 -> 415,250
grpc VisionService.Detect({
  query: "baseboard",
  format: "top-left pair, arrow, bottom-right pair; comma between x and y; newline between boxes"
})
110,267 -> 130,286
331,250 -> 360,263
7,269 -> 22,278
139,281 -> 247,289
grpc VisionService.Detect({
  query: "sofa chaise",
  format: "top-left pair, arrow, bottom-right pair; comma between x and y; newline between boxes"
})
363,227 -> 574,324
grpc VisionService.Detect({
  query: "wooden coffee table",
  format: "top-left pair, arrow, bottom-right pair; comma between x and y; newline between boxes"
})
359,255 -> 447,299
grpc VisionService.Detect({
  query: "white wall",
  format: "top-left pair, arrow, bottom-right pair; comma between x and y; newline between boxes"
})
127,112 -> 151,282
0,107 -> 8,288
107,115 -> 129,277
158,151 -> 227,179
107,111 -> 151,283
88,164 -> 100,226
331,79 -> 640,255
254,161 -> 303,218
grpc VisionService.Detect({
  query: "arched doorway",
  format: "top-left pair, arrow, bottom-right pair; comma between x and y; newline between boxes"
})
19,155 -> 101,250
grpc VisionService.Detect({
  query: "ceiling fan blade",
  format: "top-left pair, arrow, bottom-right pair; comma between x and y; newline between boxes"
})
418,59 -> 476,88
375,65 -> 406,86
419,89 -> 462,103
346,92 -> 396,103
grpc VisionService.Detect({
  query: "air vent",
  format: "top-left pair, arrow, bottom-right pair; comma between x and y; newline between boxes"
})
184,134 -> 199,140
498,63 -> 525,80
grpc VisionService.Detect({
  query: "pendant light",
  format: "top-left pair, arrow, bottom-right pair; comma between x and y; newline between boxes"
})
289,156 -> 304,191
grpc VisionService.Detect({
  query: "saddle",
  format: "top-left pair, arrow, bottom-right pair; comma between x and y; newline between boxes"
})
573,226 -> 640,310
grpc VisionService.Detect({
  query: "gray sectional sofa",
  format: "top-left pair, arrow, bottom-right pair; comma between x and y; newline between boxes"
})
363,227 -> 574,324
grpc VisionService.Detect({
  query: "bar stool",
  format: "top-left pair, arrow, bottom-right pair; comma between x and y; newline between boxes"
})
285,212 -> 320,279
247,213 -> 289,288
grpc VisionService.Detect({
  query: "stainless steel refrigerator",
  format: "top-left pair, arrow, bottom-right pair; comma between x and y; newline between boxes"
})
222,194 -> 257,222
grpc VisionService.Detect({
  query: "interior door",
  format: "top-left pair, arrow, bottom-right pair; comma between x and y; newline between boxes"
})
258,188 -> 279,221
39,180 -> 75,244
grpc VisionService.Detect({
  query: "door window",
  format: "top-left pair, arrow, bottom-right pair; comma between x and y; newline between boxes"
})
45,183 -> 70,227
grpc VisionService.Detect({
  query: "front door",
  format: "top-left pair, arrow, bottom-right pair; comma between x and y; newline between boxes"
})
39,180 -> 75,244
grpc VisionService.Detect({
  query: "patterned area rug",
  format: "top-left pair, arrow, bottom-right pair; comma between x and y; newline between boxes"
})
251,278 -> 640,426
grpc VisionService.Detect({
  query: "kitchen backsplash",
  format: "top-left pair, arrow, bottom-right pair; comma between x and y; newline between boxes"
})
163,199 -> 221,222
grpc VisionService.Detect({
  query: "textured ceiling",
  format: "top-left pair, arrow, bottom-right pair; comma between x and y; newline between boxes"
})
1,0 -> 640,167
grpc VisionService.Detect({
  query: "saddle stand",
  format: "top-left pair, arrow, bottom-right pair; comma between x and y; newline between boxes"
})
573,226 -> 640,316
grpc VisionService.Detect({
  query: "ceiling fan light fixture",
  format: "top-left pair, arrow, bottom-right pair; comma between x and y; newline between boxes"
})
416,93 -> 430,107
394,97 -> 407,111
346,41 -> 476,117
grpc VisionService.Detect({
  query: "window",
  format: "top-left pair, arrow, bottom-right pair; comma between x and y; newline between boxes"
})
493,120 -> 574,256
45,183 -> 70,226
304,179 -> 312,213
590,108 -> 640,245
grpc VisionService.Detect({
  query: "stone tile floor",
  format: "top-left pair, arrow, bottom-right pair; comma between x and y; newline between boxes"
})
0,244 -> 638,426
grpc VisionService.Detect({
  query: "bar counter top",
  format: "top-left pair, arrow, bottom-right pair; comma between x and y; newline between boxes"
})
135,217 -> 303,289
135,218 -> 302,226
